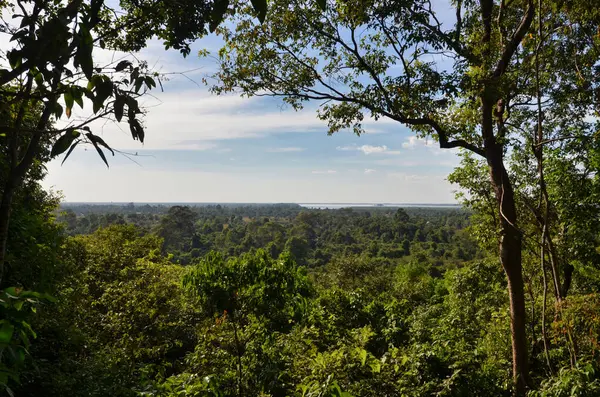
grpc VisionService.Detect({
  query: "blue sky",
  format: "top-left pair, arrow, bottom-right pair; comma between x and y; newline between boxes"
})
39,33 -> 462,203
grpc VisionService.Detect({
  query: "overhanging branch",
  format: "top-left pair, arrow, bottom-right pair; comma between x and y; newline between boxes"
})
402,116 -> 486,157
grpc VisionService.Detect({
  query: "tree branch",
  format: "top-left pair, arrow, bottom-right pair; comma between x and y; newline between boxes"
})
408,6 -> 477,63
493,0 -> 535,78
480,0 -> 493,46
409,117 -> 486,157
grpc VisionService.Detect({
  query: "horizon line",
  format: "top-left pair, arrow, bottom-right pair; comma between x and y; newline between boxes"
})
61,201 -> 461,205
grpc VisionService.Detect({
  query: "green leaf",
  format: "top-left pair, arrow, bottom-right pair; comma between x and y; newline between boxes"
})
64,90 -> 74,114
92,142 -> 109,168
93,79 -> 114,113
250,0 -> 267,23
7,50 -> 22,69
369,360 -> 381,373
73,88 -> 84,109
51,130 -> 80,158
61,140 -> 80,165
19,291 -> 56,303
87,74 -> 102,90
144,76 -> 156,89
115,60 -> 132,72
33,70 -> 44,87
114,96 -> 125,122
86,133 -> 115,156
134,77 -> 144,93
9,345 -> 26,363
53,102 -> 63,119
11,28 -> 28,41
358,348 -> 367,366
76,24 -> 94,79
21,321 -> 37,339
76,49 -> 94,80
0,322 -> 15,343
316,0 -> 326,11
3,287 -> 19,297
129,118 -> 145,143
92,100 -> 102,114
210,0 -> 230,32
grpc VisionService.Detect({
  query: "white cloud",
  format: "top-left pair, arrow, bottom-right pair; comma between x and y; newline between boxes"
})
364,169 -> 376,174
387,172 -> 447,183
103,90 -> 399,151
362,128 -> 389,135
91,38 -> 211,77
361,145 -> 388,154
312,170 -> 337,174
336,144 -> 401,155
400,135 -> 459,156
57,90 -> 329,151
373,157 -> 459,168
266,147 -> 305,153
43,158 -> 457,203
169,141 -> 218,150
402,136 -> 436,149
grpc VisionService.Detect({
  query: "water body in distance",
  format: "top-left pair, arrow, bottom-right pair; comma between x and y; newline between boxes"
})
298,203 -> 461,209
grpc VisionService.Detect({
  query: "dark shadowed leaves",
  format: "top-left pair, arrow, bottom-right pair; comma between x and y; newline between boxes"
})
85,132 -> 114,167
250,0 -> 267,23
114,95 -> 125,122
210,0 -> 229,32
61,139 -> 80,165
114,60 -> 132,72
51,130 -> 80,158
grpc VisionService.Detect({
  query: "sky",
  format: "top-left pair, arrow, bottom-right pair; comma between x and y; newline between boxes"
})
7,18 -> 463,203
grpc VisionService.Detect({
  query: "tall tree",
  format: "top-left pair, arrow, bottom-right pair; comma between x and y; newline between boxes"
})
0,0 -> 220,285
209,0 -> 600,394
157,205 -> 198,254
0,0 -> 273,285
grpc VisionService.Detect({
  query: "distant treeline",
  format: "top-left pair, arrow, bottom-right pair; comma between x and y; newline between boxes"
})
57,204 -> 479,268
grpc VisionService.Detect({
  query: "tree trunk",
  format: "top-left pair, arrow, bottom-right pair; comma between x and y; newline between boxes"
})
0,179 -> 16,287
0,131 -> 42,287
561,263 -> 574,298
486,143 -> 529,395
502,224 -> 529,395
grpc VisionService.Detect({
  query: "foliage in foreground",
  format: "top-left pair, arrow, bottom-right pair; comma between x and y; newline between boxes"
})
1,214 -> 596,396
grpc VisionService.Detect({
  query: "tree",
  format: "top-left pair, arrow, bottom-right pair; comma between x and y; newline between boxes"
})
182,250 -> 312,395
0,0 -> 274,285
394,209 -> 409,224
0,0 -> 183,285
209,0 -> 600,393
21,224 -> 197,396
285,236 -> 310,265
156,205 -> 198,255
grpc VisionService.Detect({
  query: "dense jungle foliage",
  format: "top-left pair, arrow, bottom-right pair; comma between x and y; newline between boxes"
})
0,198 -> 597,396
